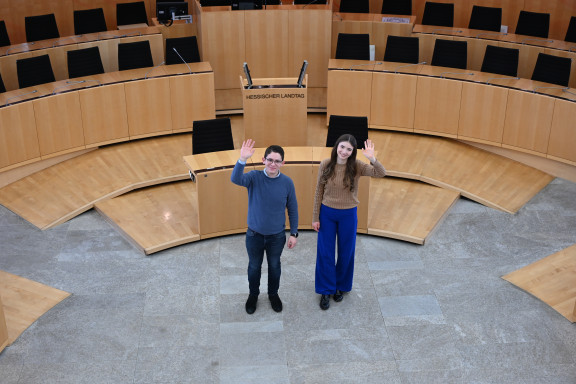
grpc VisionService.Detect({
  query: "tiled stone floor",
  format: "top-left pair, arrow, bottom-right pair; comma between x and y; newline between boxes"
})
0,178 -> 575,383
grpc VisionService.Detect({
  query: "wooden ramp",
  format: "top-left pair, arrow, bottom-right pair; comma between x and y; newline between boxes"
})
502,244 -> 576,322
0,134 -> 192,229
95,178 -> 459,254
0,271 -> 70,346
95,181 -> 201,255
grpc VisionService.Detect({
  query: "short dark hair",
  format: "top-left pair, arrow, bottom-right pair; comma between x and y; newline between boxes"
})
264,145 -> 284,160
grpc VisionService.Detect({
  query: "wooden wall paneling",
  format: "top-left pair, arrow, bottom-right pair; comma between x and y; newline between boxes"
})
414,76 -> 462,138
0,51 -> 34,92
40,45 -> 78,82
78,83 -> 130,148
331,18 -> 374,58
412,33 -> 450,66
33,92 -> 86,158
200,10 -> 245,90
373,19 -> 416,63
0,103 -> 40,170
326,69 -> 373,119
81,39 -> 119,73
289,9 -> 332,89
453,36 -> 490,71
523,0 -> 576,41
369,72 -> 417,131
124,77 -> 173,139
499,42 -> 544,81
169,73 -> 216,133
502,89 -> 554,155
245,10 -> 290,79
547,99 -> 576,166
457,82 -> 508,145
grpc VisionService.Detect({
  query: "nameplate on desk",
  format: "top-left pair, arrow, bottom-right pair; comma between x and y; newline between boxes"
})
381,17 -> 410,24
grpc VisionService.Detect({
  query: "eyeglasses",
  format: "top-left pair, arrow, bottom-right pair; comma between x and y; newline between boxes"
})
265,158 -> 283,165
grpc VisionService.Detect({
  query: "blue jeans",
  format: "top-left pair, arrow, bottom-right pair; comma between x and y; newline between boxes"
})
246,228 -> 286,296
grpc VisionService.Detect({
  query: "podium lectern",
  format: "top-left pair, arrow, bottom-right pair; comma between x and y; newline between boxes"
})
241,76 -> 308,147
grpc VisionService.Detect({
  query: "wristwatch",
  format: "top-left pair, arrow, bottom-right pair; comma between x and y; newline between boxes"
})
290,232 -> 298,238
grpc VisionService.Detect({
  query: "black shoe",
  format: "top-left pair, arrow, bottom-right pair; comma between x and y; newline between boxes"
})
245,294 -> 258,314
320,294 -> 330,310
269,294 -> 283,312
333,290 -> 344,302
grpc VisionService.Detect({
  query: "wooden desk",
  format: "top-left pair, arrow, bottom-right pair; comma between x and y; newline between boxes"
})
0,63 -> 215,172
183,146 -> 372,239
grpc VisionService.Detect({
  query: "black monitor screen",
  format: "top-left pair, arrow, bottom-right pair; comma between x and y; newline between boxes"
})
157,2 -> 189,21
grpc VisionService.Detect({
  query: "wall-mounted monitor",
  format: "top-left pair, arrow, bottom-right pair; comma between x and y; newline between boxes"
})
157,1 -> 189,22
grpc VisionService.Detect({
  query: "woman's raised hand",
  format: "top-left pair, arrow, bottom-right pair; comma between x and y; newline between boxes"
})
361,139 -> 376,162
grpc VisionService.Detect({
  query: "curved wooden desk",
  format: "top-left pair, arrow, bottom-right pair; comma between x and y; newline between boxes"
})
327,59 -> 576,166
0,62 -> 215,173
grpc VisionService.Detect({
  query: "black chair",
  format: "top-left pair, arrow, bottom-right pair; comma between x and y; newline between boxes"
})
0,20 -> 10,47
192,118 -> 234,155
335,33 -> 370,60
25,14 -> 60,42
531,53 -> 572,87
200,0 -> 233,5
480,45 -> 519,77
431,39 -> 467,69
118,41 -> 154,71
515,10 -> 550,39
0,71 -> 6,93
326,115 -> 368,149
381,0 -> 412,15
166,36 -> 201,64
421,2 -> 454,28
16,55 -> 55,89
468,5 -> 502,32
73,8 -> 108,35
116,1 -> 149,26
565,16 -> 576,43
67,47 -> 105,78
293,0 -> 326,3
383,35 -> 419,64
339,0 -> 369,14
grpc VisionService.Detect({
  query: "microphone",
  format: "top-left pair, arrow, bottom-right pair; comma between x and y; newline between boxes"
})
484,76 -> 519,85
173,47 -> 192,75
52,80 -> 101,95
432,29 -> 462,34
349,62 -> 383,70
532,85 -> 569,94
440,71 -> 474,79
302,0 -> 320,8
5,90 -> 38,106
521,38 -> 553,45
394,61 -> 426,73
5,42 -> 35,55
52,36 -> 81,48
144,61 -> 166,79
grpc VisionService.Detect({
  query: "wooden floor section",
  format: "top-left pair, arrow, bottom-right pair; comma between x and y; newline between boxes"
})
502,244 -> 576,323
0,270 -> 70,345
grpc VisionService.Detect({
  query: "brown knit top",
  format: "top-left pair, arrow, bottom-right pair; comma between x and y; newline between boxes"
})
312,158 -> 386,222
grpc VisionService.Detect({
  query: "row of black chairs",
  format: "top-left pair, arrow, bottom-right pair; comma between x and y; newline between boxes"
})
336,33 -> 573,87
0,2 -> 148,46
0,36 -> 200,92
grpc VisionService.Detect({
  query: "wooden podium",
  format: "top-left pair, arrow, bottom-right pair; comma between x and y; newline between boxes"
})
241,76 -> 308,147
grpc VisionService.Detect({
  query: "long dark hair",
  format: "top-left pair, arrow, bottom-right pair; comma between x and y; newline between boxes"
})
320,134 -> 358,191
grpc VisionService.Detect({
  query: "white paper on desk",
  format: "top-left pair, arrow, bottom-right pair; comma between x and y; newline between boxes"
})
381,17 -> 410,23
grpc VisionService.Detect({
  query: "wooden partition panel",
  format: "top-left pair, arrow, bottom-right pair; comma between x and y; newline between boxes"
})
502,90 -> 555,155
169,73 -> 216,133
414,76 -> 462,138
370,72 -> 417,132
547,99 -> 576,166
327,69 -> 373,120
79,83 -> 130,148
33,92 -> 85,158
0,296 -> 7,353
0,103 -> 40,170
125,77 -> 173,139
458,82 -> 508,145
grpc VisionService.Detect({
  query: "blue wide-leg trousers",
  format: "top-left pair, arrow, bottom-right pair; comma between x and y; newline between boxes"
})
315,204 -> 357,295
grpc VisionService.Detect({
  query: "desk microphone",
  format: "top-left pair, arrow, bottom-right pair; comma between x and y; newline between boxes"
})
5,42 -> 35,55
485,76 -> 519,85
5,90 -> 38,106
52,36 -> 80,48
521,38 -> 553,45
173,47 -> 192,75
476,32 -> 507,39
144,61 -> 166,79
302,0 -> 320,8
431,29 -> 462,34
440,71 -> 474,79
394,61 -> 426,73
532,85 -> 569,94
349,62 -> 382,70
